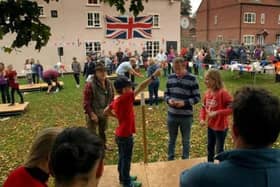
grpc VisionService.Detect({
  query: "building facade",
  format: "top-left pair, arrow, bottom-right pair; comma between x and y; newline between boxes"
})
0,0 -> 181,72
196,0 -> 280,46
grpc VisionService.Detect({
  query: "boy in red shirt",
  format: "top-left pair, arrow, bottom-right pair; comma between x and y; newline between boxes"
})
200,69 -> 233,162
104,69 -> 161,187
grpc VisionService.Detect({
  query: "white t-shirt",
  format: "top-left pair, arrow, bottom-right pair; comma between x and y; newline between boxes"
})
116,61 -> 132,76
156,53 -> 167,62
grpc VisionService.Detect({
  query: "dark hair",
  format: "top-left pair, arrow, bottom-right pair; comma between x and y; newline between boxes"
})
50,127 -> 104,185
232,87 -> 280,147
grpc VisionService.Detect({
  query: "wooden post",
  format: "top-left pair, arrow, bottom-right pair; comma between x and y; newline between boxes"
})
141,92 -> 148,164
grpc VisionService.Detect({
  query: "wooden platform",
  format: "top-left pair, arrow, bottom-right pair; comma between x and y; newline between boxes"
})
134,91 -> 165,104
19,81 -> 64,92
0,102 -> 29,116
99,158 -> 206,187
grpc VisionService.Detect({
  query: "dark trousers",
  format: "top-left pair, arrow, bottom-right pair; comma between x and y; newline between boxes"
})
168,63 -> 172,75
207,128 -> 228,162
276,74 -> 280,83
116,136 -> 133,187
148,81 -> 159,106
0,84 -> 10,103
11,88 -> 24,104
86,115 -> 108,144
73,73 -> 80,85
32,73 -> 39,84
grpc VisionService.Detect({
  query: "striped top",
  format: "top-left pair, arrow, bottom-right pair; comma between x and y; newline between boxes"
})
165,73 -> 200,117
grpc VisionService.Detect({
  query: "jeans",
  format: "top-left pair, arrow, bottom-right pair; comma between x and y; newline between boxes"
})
148,80 -> 159,106
116,136 -> 133,187
0,84 -> 10,103
32,73 -> 39,84
73,73 -> 80,85
11,88 -> 24,104
167,115 -> 193,160
207,128 -> 228,162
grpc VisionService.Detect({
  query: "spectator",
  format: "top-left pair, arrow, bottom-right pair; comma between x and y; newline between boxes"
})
24,59 -> 32,84
180,86 -> 280,187
71,57 -> 81,88
116,48 -> 124,66
165,57 -> 200,160
239,43 -> 247,64
49,127 -> 105,187
83,55 -> 96,80
36,60 -> 44,81
156,49 -> 168,76
116,57 -> 143,79
3,127 -> 62,187
0,62 -> 10,104
83,63 -> 114,149
219,44 -> 227,65
200,70 -> 232,162
141,48 -> 149,70
6,64 -> 24,105
147,58 -> 161,108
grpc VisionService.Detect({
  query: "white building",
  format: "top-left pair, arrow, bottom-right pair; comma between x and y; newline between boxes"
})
0,0 -> 181,72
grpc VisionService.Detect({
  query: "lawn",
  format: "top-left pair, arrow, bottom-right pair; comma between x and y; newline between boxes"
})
0,69 -> 280,185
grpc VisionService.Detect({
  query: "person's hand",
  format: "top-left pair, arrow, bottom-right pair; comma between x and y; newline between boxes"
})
153,69 -> 162,77
200,120 -> 206,127
168,99 -> 176,107
90,113 -> 99,123
208,111 -> 218,119
174,100 -> 185,108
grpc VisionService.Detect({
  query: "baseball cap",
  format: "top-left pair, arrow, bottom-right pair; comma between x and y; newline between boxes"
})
114,76 -> 137,90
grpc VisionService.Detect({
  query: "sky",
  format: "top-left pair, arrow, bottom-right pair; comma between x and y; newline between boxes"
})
190,0 -> 203,14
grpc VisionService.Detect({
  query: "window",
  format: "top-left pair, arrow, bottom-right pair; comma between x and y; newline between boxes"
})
257,35 -> 265,45
38,6 -> 45,17
87,0 -> 100,5
87,12 -> 101,28
214,15 -> 218,25
216,35 -> 223,42
152,14 -> 160,28
145,41 -> 160,57
243,35 -> 255,45
276,35 -> 280,45
260,13 -> 265,24
244,12 -> 256,24
278,15 -> 280,24
51,10 -> 58,18
85,41 -> 101,55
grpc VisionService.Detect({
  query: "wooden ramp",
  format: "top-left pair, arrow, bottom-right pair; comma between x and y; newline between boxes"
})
19,81 -> 64,92
99,158 -> 206,187
134,91 -> 165,104
0,102 -> 29,116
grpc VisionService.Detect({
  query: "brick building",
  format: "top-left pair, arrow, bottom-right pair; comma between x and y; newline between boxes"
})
0,0 -> 181,72
196,0 -> 280,45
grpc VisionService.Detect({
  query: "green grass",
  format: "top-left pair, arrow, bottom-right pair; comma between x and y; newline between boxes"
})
0,70 -> 280,185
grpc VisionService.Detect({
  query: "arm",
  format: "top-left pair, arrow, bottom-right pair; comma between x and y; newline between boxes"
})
216,90 -> 233,116
104,105 -> 116,118
129,68 -> 142,77
83,83 -> 97,119
199,95 -> 207,122
134,69 -> 161,97
184,78 -> 201,106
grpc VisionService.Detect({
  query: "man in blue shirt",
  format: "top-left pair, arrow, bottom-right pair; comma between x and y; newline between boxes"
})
180,86 -> 280,187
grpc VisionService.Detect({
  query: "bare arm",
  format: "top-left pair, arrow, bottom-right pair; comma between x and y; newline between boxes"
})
129,68 -> 142,77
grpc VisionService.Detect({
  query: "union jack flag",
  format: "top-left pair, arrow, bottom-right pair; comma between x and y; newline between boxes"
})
105,15 -> 153,39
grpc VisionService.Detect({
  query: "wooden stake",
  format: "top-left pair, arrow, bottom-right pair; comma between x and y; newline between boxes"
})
141,92 -> 148,164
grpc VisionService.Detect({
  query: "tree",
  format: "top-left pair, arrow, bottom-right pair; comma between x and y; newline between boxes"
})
0,0 -> 147,52
181,0 -> 192,16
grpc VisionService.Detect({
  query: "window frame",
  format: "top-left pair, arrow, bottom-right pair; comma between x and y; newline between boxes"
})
85,41 -> 102,55
278,14 -> 280,24
86,0 -> 101,6
145,40 -> 160,58
51,10 -> 58,18
150,13 -> 160,29
243,35 -> 255,45
87,11 -> 102,28
244,12 -> 256,24
214,15 -> 218,25
276,35 -> 280,45
38,5 -> 46,18
216,35 -> 223,42
260,13 -> 265,24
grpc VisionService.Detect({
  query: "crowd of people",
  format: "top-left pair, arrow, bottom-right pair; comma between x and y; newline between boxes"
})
2,44 -> 280,187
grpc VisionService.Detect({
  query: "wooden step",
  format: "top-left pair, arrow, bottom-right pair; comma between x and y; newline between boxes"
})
0,102 -> 29,116
19,81 -> 64,92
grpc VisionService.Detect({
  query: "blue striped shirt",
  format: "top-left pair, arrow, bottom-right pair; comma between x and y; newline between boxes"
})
164,73 -> 200,117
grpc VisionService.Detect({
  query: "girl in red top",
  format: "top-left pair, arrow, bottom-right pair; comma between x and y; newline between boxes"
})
200,69 -> 233,162
5,64 -> 24,105
3,127 -> 62,187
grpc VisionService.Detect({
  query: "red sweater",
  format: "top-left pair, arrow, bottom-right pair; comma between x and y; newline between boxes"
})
200,89 -> 233,131
3,166 -> 48,187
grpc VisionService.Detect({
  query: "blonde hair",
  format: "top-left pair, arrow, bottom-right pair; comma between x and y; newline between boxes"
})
149,58 -> 156,65
24,127 -> 62,168
205,69 -> 224,91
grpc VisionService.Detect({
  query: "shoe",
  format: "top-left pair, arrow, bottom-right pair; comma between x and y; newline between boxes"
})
8,103 -> 15,106
132,181 -> 142,187
119,176 -> 138,185
55,88 -> 59,93
76,84 -> 80,88
19,101 -> 24,104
